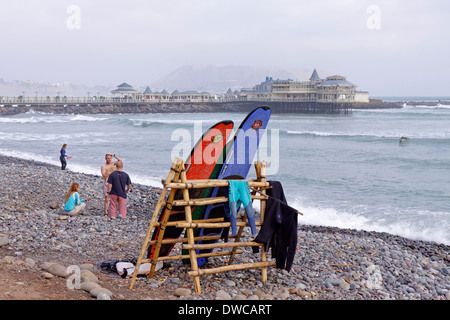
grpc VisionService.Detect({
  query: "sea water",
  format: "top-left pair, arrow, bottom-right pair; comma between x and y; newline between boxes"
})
0,103 -> 449,245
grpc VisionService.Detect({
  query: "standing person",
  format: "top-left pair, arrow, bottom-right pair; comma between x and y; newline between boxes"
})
63,183 -> 86,216
106,160 -> 132,219
101,153 -> 121,215
60,144 -> 68,170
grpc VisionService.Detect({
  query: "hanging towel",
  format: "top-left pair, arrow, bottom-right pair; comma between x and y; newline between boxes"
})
226,180 -> 257,237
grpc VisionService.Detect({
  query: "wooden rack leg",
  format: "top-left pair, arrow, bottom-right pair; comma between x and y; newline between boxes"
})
180,162 -> 202,293
129,158 -> 183,290
259,161 -> 268,283
148,160 -> 184,278
228,209 -> 248,265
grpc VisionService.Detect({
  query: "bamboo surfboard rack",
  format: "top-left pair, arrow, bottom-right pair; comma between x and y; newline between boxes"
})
129,157 -> 276,293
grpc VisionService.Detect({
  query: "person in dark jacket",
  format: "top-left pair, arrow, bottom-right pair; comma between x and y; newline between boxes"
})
106,160 -> 132,219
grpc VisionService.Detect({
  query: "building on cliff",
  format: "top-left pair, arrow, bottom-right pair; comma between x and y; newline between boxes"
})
238,69 -> 369,103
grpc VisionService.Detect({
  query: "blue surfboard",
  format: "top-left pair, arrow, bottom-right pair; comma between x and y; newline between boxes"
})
196,106 -> 271,267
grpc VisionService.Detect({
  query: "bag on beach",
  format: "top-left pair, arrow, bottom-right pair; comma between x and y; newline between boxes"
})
115,262 -> 162,278
99,257 -> 136,274
99,257 -> 162,279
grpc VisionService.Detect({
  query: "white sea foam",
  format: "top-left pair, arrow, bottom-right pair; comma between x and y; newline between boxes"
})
286,130 -> 401,139
0,149 -> 61,167
0,113 -> 106,124
286,129 -> 450,140
127,174 -> 164,188
287,130 -> 336,137
0,116 -> 43,124
408,104 -> 450,110
0,149 -> 163,189
128,118 -> 217,128
0,149 -> 99,175
289,197 -> 450,245
0,131 -> 110,142
69,114 -> 107,122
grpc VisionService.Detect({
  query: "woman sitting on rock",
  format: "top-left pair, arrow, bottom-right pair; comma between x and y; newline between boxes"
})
63,183 -> 86,216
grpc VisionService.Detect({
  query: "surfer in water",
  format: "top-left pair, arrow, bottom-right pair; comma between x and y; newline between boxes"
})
400,136 -> 410,144
101,153 -> 122,216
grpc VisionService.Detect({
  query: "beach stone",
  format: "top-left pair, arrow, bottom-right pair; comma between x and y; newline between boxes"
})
90,287 -> 113,298
25,258 -> 36,268
40,261 -> 54,269
97,292 -> 112,300
13,259 -> 26,267
252,290 -> 266,299
79,263 -> 95,271
295,282 -> 307,290
224,279 -> 236,287
80,270 -> 99,283
215,290 -> 232,300
296,290 -> 312,298
170,277 -> 180,284
0,235 -> 9,247
365,268 -> 383,290
49,201 -> 59,209
42,262 -> 70,278
326,278 -> 343,286
41,272 -> 54,279
339,281 -> 351,291
80,281 -> 101,292
174,288 -> 191,297
2,256 -> 15,264
275,289 -> 289,300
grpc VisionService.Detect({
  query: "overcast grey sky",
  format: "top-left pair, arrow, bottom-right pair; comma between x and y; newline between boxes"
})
0,0 -> 448,96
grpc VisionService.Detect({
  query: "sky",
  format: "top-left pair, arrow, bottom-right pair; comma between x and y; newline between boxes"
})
0,0 -> 449,96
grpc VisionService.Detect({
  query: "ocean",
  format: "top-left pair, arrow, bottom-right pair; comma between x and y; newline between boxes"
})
1,102 -> 449,245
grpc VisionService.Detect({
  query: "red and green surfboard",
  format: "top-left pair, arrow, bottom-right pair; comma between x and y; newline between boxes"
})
148,120 -> 234,259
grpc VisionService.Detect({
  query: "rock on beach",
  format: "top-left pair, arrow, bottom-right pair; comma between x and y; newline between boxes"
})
0,154 -> 449,300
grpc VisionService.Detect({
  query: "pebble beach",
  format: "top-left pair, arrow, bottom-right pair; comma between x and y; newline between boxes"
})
0,154 -> 449,300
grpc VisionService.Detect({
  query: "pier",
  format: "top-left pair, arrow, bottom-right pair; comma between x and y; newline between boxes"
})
0,96 -> 403,116
0,97 -> 356,116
